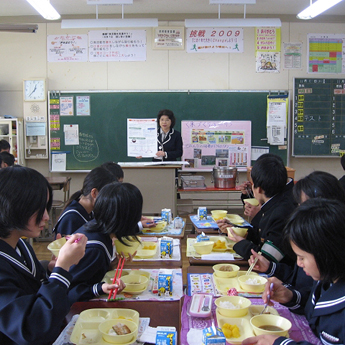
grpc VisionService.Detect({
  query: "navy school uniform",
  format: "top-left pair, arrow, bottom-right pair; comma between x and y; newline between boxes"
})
0,238 -> 72,345
68,220 -> 115,304
274,279 -> 345,345
153,128 -> 183,161
53,199 -> 93,237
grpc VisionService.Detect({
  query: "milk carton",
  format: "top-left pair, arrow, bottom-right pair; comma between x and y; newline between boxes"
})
161,208 -> 172,223
156,327 -> 177,345
202,327 -> 226,345
198,207 -> 208,220
160,236 -> 173,259
157,269 -> 173,296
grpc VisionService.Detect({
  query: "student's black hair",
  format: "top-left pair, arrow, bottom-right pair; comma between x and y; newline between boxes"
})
251,154 -> 287,197
284,198 -> 345,283
0,151 -> 15,167
64,167 -> 116,209
0,166 -> 52,238
0,139 -> 10,152
86,182 -> 143,245
101,162 -> 123,180
157,109 -> 176,128
341,155 -> 345,170
293,171 -> 345,204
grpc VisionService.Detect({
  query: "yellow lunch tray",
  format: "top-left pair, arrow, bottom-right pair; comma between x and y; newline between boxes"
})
209,236 -> 235,252
70,308 -> 139,345
135,241 -> 158,258
216,306 -> 279,345
213,273 -> 264,295
103,269 -> 151,284
225,214 -> 245,225
141,220 -> 167,233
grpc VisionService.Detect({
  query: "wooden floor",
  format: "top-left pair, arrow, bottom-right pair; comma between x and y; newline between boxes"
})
33,224 -> 192,286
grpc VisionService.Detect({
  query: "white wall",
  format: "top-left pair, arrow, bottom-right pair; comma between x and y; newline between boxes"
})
0,19 -> 344,193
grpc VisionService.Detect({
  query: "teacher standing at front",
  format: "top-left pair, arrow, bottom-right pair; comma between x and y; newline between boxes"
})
153,109 -> 183,161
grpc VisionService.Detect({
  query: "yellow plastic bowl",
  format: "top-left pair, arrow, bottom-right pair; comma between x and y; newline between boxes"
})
135,241 -> 157,258
148,221 -> 167,232
227,227 -> 248,237
193,241 -> 215,255
211,210 -> 228,221
213,264 -> 240,278
244,198 -> 259,206
238,274 -> 267,293
114,237 -> 140,257
98,318 -> 138,344
122,274 -> 149,292
250,314 -> 292,336
104,270 -> 130,284
47,237 -> 67,257
128,269 -> 151,280
226,214 -> 244,225
215,296 -> 251,317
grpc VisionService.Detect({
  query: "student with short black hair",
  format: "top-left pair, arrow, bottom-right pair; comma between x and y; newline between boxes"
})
338,154 -> 345,191
243,198 -> 345,345
0,151 -> 15,167
68,182 -> 142,304
0,139 -> 10,152
101,161 -> 124,182
0,166 -> 87,344
53,166 -> 117,237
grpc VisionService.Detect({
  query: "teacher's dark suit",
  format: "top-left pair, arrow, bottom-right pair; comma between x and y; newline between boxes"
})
154,128 -> 183,161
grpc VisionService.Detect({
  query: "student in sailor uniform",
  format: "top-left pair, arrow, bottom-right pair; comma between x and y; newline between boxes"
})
0,166 -> 87,345
248,171 -> 345,314
53,166 -> 117,237
154,109 -> 183,161
243,198 -> 345,345
218,154 -> 296,265
67,182 -> 143,304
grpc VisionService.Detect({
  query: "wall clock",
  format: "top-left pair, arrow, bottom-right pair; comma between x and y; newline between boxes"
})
23,79 -> 46,101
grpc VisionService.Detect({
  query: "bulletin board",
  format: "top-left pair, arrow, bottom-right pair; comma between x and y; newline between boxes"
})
293,78 -> 345,156
181,121 -> 251,171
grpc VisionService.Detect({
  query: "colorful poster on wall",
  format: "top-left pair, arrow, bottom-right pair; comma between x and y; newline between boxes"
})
255,28 -> 281,52
256,52 -> 280,73
181,120 -> 251,171
76,96 -> 90,116
153,27 -> 184,50
307,34 -> 345,74
283,42 -> 302,69
47,34 -> 88,62
88,30 -> 146,62
60,97 -> 74,116
186,28 -> 243,53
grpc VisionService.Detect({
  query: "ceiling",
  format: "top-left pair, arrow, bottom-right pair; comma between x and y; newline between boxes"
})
0,0 -> 345,23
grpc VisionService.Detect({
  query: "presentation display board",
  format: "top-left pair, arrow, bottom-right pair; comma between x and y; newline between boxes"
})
293,78 -> 345,156
181,121 -> 251,170
48,90 -> 287,172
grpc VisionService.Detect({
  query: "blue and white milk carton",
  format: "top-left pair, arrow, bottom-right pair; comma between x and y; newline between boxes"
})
161,208 -> 172,223
160,236 -> 173,259
202,326 -> 226,345
158,269 -> 173,297
156,326 -> 177,345
197,207 -> 208,220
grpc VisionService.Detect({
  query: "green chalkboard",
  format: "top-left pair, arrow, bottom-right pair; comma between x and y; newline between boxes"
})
293,78 -> 345,156
49,90 -> 288,171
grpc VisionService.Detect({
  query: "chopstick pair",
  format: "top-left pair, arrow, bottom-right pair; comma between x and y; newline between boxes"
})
246,251 -> 262,275
107,256 -> 125,301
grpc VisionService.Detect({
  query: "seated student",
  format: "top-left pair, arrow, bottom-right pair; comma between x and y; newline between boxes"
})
339,154 -> 345,191
248,171 -> 345,314
243,198 -> 345,345
0,151 -> 15,167
0,166 -> 87,345
0,139 -> 10,153
218,154 -> 296,264
68,182 -> 143,304
101,161 -> 155,229
53,166 -> 116,237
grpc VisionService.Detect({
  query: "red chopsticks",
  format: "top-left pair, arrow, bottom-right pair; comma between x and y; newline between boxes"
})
107,256 -> 125,301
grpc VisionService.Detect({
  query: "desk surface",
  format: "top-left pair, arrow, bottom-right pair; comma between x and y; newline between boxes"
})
45,176 -> 69,190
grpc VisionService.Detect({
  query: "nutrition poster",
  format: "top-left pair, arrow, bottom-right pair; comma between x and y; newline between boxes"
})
181,120 -> 251,171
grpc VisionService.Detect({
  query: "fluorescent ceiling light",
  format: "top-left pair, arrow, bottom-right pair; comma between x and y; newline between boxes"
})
61,18 -> 158,29
297,0 -> 343,20
0,24 -> 38,33
26,0 -> 61,20
185,18 -> 281,28
209,0 -> 256,4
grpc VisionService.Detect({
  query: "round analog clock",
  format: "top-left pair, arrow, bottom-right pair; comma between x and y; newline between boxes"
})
23,79 -> 46,101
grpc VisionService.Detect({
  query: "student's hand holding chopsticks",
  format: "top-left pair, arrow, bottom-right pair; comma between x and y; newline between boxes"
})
102,279 -> 126,295
216,218 -> 231,233
55,233 -> 87,271
248,249 -> 270,272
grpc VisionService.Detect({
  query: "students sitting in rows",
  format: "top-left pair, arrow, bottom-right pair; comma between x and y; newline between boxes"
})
218,154 -> 296,265
53,166 -> 117,237
244,198 -> 345,345
248,171 -> 345,314
0,166 -> 87,344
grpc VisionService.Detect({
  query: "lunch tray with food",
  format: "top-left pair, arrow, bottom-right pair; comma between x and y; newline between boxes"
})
216,305 -> 279,345
213,273 -> 264,295
70,308 -> 140,345
135,241 -> 158,258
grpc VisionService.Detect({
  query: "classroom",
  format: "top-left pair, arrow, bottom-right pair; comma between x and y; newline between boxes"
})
1,1 -> 345,344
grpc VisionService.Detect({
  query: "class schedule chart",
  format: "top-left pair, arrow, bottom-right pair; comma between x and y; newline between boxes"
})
293,78 -> 345,156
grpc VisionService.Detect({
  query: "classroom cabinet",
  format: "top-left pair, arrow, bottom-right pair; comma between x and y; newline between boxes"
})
0,118 -> 24,165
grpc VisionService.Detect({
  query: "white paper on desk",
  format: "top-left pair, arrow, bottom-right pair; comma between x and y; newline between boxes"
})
201,253 -> 234,260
